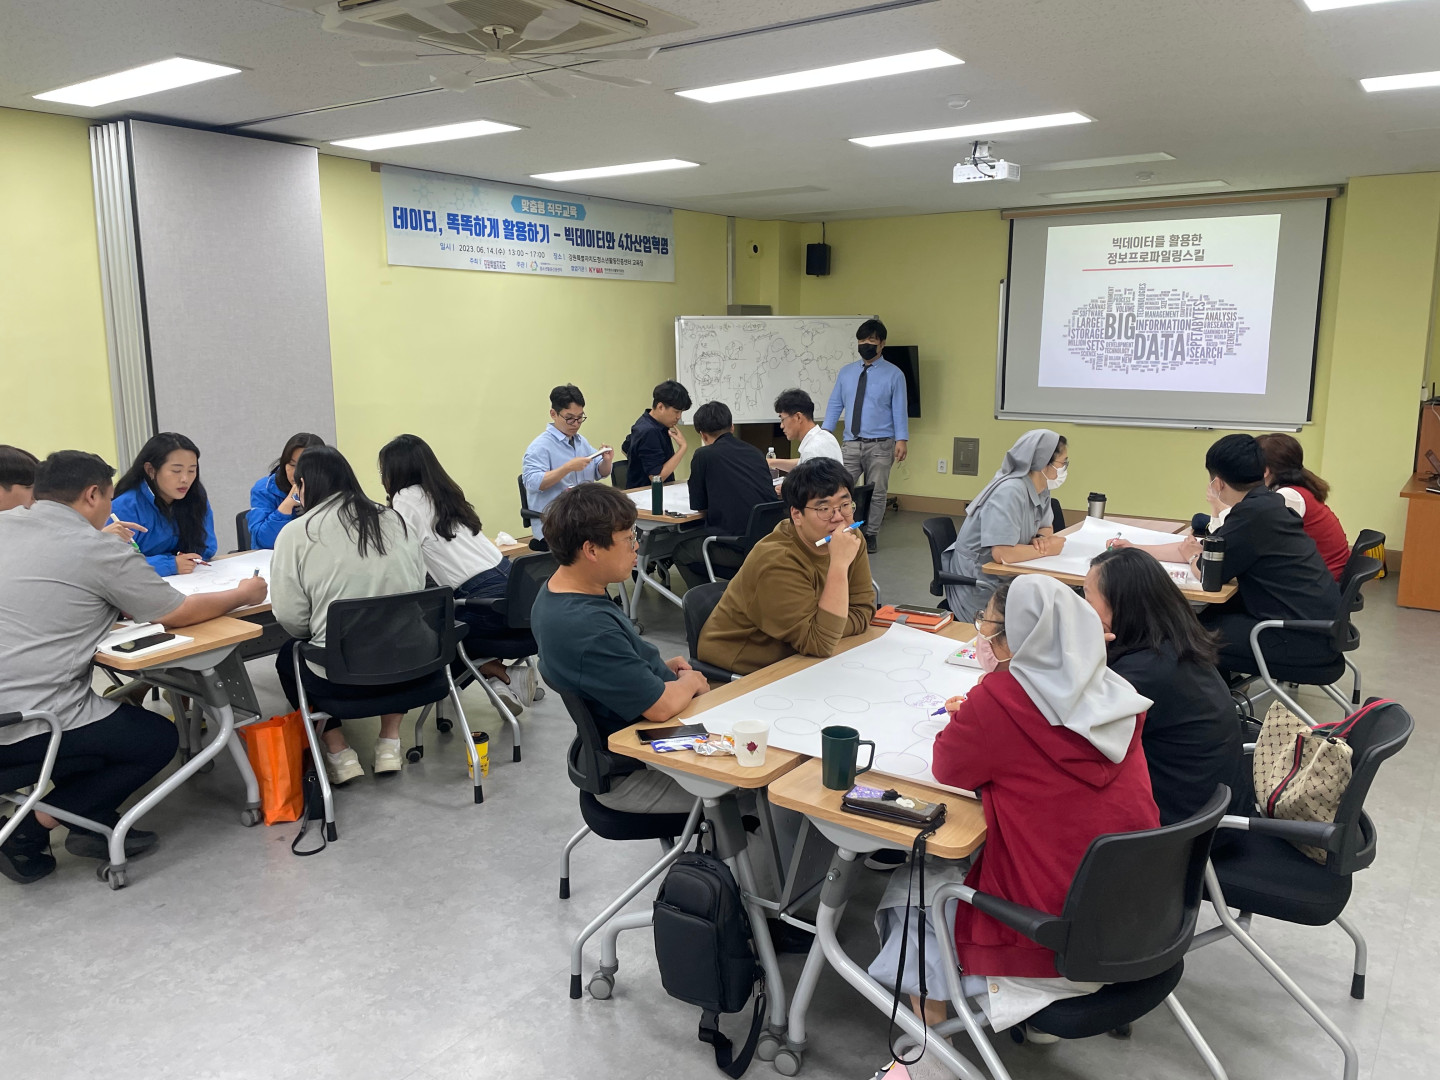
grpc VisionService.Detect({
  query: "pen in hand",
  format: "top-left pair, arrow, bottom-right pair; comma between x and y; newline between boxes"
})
815,521 -> 865,546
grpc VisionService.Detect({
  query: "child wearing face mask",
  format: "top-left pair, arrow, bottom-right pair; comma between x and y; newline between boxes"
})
939,429 -> 1070,621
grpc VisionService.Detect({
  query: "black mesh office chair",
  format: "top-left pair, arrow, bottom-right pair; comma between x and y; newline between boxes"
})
1051,497 -> 1067,534
412,552 -> 555,765
932,787 -> 1230,1078
1242,555 -> 1381,723
682,581 -> 741,684
1336,531 -> 1384,701
921,517 -> 977,612
852,482 -> 875,528
517,474 -> 543,532
290,587 -> 473,832
700,500 -> 785,582
234,511 -> 252,552
1194,699 -> 1412,1080
609,459 -> 629,490
557,689 -> 705,999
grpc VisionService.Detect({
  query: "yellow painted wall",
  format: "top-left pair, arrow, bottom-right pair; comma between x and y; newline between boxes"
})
316,155 -> 727,531
0,107 -> 116,462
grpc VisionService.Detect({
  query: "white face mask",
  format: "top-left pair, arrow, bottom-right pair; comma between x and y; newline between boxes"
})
1046,463 -> 1068,491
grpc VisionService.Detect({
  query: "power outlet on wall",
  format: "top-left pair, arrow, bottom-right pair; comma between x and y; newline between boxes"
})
937,458 -> 947,474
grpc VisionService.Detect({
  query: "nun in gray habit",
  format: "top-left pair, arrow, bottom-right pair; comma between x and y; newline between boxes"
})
942,429 -> 1069,621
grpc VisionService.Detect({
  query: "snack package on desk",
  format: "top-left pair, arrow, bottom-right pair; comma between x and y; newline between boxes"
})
945,641 -> 981,669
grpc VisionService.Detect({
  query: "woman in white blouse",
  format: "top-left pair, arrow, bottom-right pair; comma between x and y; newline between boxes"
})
379,435 -> 531,711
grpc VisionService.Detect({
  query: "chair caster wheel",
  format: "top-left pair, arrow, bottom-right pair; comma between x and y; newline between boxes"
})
1108,1023 -> 1132,1039
1009,1026 -> 1026,1044
405,747 -> 424,763
632,622 -> 645,636
98,864 -> 128,890
198,758 -> 215,774
756,1033 -> 782,1062
532,686 -> 545,702
239,808 -> 262,827
325,822 -> 337,842
588,972 -> 614,1000
773,1048 -> 803,1075
436,718 -> 454,733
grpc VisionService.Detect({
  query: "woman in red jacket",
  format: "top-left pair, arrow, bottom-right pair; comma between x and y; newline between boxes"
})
1255,432 -> 1349,580
929,575 -> 1158,1034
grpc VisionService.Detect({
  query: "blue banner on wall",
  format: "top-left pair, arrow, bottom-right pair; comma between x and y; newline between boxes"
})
381,165 -> 675,282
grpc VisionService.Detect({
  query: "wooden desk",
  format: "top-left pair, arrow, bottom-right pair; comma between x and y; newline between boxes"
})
768,759 -> 985,860
498,536 -> 534,560
623,482 -> 705,525
1399,473 -> 1440,610
96,616 -> 262,670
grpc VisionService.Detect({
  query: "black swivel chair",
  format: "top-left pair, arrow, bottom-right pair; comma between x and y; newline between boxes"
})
609,459 -> 629,490
1051,497 -> 1067,534
921,517 -> 977,612
1194,699 -> 1413,1080
700,499 -> 785,582
682,581 -> 741,684
557,689 -> 705,998
1242,555 -> 1382,724
517,475 -> 543,533
412,552 -> 556,767
1335,530 -> 1385,701
932,787 -> 1231,1077
852,482 -> 875,528
291,587 -> 474,831
234,511 -> 252,552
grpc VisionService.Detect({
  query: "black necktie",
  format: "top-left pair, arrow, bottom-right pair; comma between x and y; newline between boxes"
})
851,366 -> 868,439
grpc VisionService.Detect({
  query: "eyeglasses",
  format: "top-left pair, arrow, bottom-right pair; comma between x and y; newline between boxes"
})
804,499 -> 855,517
973,613 -> 1004,639
627,528 -> 642,550
558,412 -> 587,425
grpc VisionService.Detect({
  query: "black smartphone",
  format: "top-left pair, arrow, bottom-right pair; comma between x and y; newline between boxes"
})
113,632 -> 176,653
637,723 -> 707,743
894,604 -> 945,617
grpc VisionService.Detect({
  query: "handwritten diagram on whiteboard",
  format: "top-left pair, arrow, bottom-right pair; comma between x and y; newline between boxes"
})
675,316 -> 871,424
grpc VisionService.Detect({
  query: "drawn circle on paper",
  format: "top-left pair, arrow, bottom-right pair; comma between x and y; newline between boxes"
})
912,719 -> 947,740
886,667 -> 930,684
754,695 -> 791,711
841,661 -> 866,670
904,692 -> 946,711
903,647 -> 932,658
774,716 -> 818,736
825,695 -> 869,714
873,753 -> 928,778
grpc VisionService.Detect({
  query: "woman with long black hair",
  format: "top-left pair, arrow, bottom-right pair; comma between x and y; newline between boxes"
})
246,431 -> 326,549
270,446 -> 424,784
112,432 -> 217,576
378,434 -> 531,710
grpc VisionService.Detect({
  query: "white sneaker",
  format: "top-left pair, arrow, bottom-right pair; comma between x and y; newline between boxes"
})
487,677 -> 524,716
508,661 -> 538,706
1024,1022 -> 1060,1045
324,747 -> 364,785
373,738 -> 403,775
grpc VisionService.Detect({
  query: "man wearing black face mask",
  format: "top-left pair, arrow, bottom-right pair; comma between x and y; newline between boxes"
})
822,318 -> 908,553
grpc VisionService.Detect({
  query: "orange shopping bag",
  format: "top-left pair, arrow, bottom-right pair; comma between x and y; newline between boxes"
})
237,711 -> 307,825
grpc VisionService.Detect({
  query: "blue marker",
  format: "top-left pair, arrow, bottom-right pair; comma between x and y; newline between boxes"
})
814,521 -> 865,547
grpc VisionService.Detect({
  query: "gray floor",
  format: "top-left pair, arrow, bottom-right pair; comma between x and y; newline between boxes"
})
5,511 -> 1436,1080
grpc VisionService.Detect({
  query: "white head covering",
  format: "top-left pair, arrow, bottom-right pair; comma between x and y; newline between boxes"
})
966,429 -> 1061,515
1000,575 -> 1152,763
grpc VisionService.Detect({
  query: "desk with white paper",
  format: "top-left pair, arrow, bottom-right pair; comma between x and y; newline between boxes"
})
627,486 -> 694,517
163,549 -> 273,612
694,624 -> 983,793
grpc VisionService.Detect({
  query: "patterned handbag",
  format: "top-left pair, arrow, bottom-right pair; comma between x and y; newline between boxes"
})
1252,699 -> 1394,862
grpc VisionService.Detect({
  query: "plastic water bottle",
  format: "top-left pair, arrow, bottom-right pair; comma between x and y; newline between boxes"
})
767,447 -> 777,479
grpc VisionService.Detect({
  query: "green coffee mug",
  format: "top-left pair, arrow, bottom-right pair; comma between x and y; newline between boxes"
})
821,724 -> 876,790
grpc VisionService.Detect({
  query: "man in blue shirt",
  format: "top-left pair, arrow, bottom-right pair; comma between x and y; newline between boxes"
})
823,319 -> 909,553
621,379 -> 691,484
521,384 -> 614,549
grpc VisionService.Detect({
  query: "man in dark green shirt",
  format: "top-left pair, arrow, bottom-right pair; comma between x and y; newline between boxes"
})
531,482 -> 709,813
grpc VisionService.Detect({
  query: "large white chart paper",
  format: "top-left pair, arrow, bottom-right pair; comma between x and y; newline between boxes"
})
1021,518 -> 1199,587
163,549 -> 272,597
697,624 -> 984,792
628,487 -> 693,515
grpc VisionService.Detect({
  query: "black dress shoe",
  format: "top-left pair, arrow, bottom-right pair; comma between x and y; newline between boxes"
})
866,533 -> 879,554
65,826 -> 158,861
0,821 -> 57,884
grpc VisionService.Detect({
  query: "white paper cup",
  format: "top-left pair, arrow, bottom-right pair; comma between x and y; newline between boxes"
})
732,719 -> 770,768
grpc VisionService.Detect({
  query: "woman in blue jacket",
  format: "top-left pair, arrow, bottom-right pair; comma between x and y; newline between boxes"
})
246,432 -> 326,548
111,432 -> 217,576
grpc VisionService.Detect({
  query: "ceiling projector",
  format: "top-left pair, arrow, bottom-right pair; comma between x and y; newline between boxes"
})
953,142 -> 1020,184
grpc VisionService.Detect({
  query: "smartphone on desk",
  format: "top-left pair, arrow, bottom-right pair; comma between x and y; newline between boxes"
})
112,632 -> 176,653
637,723 -> 707,743
895,604 -> 945,617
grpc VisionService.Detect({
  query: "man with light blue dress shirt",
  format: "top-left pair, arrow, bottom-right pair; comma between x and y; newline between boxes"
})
823,318 -> 908,553
522,384 -> 614,549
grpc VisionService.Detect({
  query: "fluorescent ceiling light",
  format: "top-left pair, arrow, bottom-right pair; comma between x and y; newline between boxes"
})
531,159 -> 700,182
1043,180 -> 1230,201
1361,70 -> 1440,93
1301,0 -> 1413,11
851,112 -> 1091,148
677,49 -> 962,104
34,57 -> 240,107
330,119 -> 520,150
1029,152 -> 1174,172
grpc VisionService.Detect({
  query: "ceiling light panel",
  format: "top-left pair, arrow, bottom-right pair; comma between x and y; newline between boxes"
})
1361,70 -> 1440,92
1029,152 -> 1174,172
1043,180 -> 1230,201
330,119 -> 520,150
531,159 -> 700,182
851,112 -> 1092,148
1301,0 -> 1414,11
33,58 -> 240,107
677,49 -> 963,104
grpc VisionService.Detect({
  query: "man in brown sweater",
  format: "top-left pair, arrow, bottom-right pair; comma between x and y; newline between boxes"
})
697,458 -> 875,675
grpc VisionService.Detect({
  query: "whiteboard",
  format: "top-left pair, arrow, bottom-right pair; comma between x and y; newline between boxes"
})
675,316 -> 871,424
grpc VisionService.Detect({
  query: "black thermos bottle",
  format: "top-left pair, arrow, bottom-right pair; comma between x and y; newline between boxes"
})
1200,534 -> 1226,592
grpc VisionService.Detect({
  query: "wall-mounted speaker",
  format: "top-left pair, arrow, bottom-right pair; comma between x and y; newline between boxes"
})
805,243 -> 831,276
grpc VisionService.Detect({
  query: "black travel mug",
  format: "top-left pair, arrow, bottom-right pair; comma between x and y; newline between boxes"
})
1200,534 -> 1226,592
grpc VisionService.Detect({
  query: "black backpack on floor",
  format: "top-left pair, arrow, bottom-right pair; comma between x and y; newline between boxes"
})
653,852 -> 767,1077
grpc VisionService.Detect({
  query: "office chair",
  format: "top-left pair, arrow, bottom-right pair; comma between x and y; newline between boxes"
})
517,474 -> 543,533
682,581 -> 741,684
700,500 -> 785,582
1051,497 -> 1067,534
852,482 -> 875,528
921,517 -> 977,612
234,511 -> 252,552
411,552 -> 555,766
0,710 -> 113,870
1337,530 -> 1384,702
930,787 -> 1232,1080
609,459 -> 629,490
1194,699 -> 1413,1080
290,587 -> 475,833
